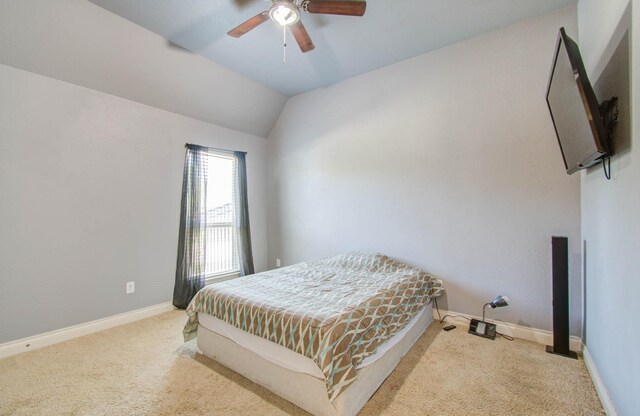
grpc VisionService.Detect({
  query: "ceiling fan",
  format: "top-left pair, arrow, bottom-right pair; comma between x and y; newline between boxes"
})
227,0 -> 367,53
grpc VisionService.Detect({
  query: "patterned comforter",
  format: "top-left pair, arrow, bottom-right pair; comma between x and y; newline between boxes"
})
183,252 -> 443,401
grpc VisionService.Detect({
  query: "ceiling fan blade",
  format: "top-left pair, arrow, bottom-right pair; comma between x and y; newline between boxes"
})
290,20 -> 315,53
303,1 -> 366,16
227,11 -> 270,38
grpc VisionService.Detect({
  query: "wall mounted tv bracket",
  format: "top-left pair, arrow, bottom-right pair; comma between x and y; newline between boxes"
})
598,97 -> 619,180
599,97 -> 619,137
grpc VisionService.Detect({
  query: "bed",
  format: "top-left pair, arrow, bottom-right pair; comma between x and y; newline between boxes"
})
183,252 -> 443,416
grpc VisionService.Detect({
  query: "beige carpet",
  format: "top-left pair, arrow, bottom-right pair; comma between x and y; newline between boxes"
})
0,311 -> 603,416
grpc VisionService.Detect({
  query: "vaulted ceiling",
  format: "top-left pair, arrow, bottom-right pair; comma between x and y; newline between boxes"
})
0,0 -> 577,138
89,0 -> 577,96
0,0 -> 287,138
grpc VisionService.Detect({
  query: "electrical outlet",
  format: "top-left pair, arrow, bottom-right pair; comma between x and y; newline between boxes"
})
126,281 -> 135,294
276,258 -> 281,267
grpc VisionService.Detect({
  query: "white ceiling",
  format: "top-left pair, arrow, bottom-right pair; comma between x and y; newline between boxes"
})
89,0 -> 577,96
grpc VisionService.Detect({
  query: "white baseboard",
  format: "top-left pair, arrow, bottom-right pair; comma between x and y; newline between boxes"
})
0,302 -> 176,359
583,347 -> 618,416
432,308 -> 583,352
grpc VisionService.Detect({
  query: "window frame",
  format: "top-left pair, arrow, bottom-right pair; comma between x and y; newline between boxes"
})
205,270 -> 240,285
203,150 -> 240,281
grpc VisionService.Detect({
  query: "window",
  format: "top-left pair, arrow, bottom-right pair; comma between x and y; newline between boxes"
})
204,152 -> 238,277
173,144 -> 254,309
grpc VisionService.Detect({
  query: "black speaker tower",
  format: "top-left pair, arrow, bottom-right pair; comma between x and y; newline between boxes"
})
546,236 -> 577,359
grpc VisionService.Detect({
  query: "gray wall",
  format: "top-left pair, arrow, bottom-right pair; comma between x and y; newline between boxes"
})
578,0 -> 639,414
0,64 -> 268,343
267,8 -> 581,334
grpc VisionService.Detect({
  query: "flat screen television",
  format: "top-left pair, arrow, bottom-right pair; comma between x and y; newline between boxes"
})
546,27 -> 609,174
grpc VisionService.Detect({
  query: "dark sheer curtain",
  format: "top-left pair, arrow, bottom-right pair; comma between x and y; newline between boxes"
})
233,151 -> 255,276
173,144 -> 208,309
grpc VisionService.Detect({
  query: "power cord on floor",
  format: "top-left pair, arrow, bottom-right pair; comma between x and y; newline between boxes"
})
433,297 -> 514,341
434,297 -> 470,324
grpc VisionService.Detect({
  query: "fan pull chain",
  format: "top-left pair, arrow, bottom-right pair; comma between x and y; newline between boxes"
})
283,26 -> 287,64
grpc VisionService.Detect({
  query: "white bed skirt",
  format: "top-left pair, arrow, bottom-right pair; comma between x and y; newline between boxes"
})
196,303 -> 433,416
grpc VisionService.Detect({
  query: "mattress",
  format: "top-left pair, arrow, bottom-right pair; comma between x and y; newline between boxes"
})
197,304 -> 430,379
184,252 -> 443,401
197,302 -> 433,416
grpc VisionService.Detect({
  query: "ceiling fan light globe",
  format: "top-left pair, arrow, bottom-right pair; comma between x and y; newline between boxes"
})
270,4 -> 300,26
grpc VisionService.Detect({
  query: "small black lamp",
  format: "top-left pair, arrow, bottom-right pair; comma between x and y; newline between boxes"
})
468,295 -> 509,340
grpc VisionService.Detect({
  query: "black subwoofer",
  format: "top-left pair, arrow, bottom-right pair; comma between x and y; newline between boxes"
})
546,236 -> 578,359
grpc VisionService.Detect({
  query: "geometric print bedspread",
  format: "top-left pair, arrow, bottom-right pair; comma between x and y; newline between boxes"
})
183,252 -> 444,401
